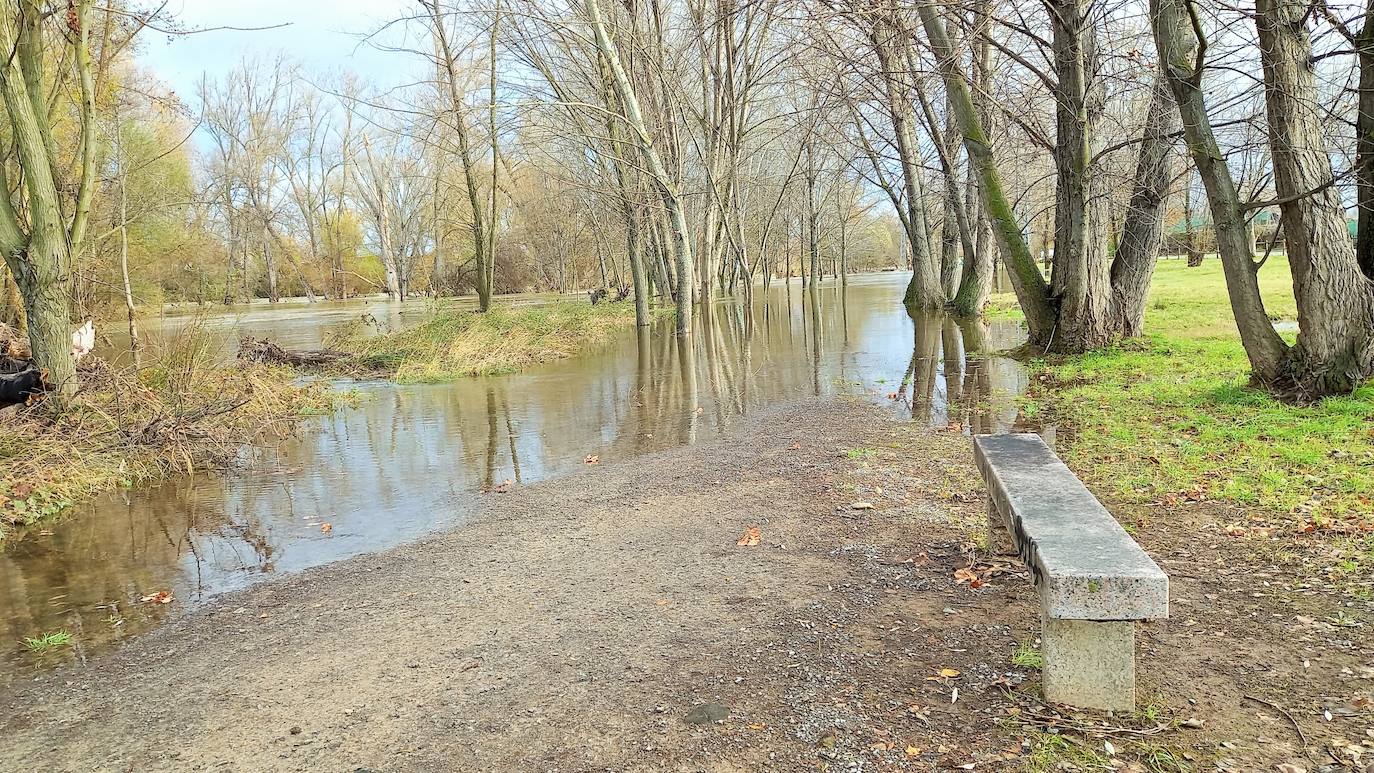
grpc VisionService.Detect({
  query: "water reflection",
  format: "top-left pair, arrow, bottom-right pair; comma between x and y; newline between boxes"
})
2,274 -> 1031,676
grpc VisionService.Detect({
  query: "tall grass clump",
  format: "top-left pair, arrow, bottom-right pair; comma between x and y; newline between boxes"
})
0,317 -> 338,538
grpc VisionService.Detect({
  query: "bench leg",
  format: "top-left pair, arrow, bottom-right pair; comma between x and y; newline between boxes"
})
1041,616 -> 1136,712
987,497 -> 1015,555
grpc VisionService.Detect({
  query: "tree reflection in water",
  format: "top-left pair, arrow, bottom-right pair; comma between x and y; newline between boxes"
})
0,274 -> 1030,674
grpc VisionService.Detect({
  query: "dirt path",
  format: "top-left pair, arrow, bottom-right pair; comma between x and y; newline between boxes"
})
1,399 -> 1369,772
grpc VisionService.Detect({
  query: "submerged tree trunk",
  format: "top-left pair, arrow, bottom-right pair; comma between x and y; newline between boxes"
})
586,0 -> 694,335
915,3 -> 1056,341
951,0 -> 996,316
870,16 -> 940,309
1256,0 -> 1374,395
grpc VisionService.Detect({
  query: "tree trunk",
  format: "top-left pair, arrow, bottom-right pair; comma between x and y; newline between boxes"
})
1356,0 -> 1374,279
1108,76 -> 1178,338
914,2 -> 1056,339
1150,0 -> 1290,381
119,149 -> 140,366
426,0 -> 492,311
871,17 -> 940,309
586,0 -> 693,335
1256,0 -> 1374,395
1047,0 -> 1112,351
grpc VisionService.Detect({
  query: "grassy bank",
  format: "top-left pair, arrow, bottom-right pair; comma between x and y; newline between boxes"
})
0,328 -> 339,540
1005,256 -> 1373,537
335,301 -> 651,382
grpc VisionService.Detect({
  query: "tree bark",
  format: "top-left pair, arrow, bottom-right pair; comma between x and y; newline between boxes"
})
1108,76 -> 1178,338
1046,0 -> 1112,351
1356,0 -> 1374,279
1256,0 -> 1374,395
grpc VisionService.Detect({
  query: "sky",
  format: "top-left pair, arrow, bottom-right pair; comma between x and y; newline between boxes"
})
137,0 -> 416,104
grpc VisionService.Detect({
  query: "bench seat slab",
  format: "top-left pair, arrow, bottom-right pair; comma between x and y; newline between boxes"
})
975,433 -> 1169,622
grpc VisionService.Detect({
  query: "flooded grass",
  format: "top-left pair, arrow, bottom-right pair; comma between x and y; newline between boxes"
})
0,322 -> 340,539
334,301 -> 658,382
21,630 -> 72,652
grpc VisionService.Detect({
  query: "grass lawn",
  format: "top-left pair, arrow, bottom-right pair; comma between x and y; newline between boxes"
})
997,256 -> 1373,535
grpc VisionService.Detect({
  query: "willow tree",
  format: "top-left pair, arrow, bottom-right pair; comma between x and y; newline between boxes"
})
0,0 -> 99,400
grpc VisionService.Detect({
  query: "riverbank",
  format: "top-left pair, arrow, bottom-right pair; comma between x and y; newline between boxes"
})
1,398 -> 1361,772
0,329 -> 338,540
333,300 -> 656,382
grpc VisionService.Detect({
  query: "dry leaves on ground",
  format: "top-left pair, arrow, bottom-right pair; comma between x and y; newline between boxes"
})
736,526 -> 762,547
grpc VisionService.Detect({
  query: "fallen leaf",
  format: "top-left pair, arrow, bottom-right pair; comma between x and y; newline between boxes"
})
584,454 -> 600,465
788,442 -> 801,450
139,591 -> 173,604
905,745 -> 921,758
851,501 -> 874,510
491,479 -> 512,493
736,526 -> 762,547
319,522 -> 332,533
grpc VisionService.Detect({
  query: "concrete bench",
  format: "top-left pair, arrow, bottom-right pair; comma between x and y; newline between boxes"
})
973,433 -> 1168,712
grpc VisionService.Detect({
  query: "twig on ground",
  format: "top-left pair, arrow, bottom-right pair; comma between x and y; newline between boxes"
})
1243,693 -> 1308,750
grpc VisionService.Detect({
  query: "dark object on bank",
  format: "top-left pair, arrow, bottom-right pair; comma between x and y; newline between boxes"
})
0,363 -> 46,406
588,288 -> 608,305
613,285 -> 631,303
238,337 -> 349,367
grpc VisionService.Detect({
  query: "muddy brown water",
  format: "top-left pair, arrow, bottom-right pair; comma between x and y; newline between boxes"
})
0,274 -> 1029,678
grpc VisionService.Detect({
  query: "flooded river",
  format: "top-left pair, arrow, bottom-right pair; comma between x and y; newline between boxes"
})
0,274 -> 1029,676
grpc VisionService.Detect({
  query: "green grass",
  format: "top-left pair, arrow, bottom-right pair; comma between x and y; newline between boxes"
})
1003,256 -> 1374,528
1025,733 -> 1196,773
334,301 -> 656,383
1011,642 -> 1043,669
1026,734 -> 1111,772
22,630 -> 73,652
